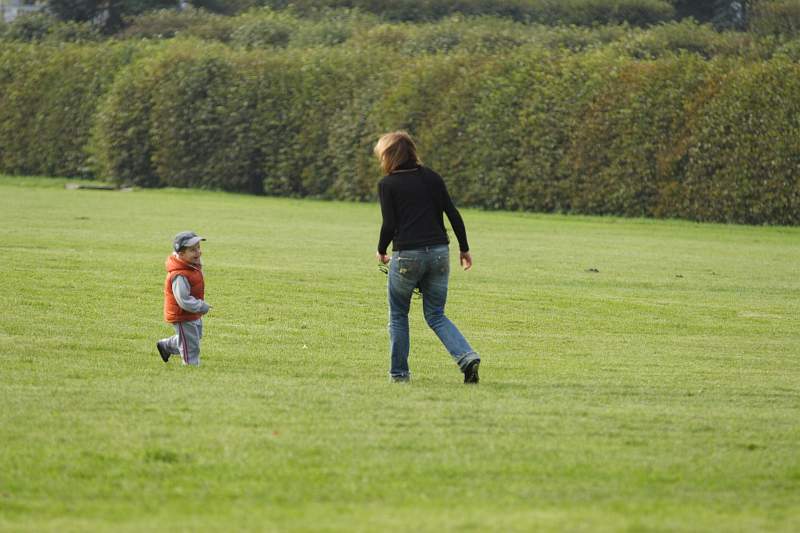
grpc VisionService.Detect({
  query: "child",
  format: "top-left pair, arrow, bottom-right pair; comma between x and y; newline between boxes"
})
156,231 -> 211,366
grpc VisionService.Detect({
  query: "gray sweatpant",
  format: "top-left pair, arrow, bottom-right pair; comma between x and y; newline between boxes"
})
160,319 -> 203,366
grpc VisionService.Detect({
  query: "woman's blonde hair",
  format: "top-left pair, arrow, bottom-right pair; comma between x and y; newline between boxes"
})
374,131 -> 421,175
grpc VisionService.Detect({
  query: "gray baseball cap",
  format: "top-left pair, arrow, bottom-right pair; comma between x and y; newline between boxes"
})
173,231 -> 206,252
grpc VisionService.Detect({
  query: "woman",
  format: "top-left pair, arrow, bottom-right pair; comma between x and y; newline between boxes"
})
375,131 -> 480,384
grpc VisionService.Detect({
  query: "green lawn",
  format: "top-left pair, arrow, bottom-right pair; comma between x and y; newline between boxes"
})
1,176 -> 799,532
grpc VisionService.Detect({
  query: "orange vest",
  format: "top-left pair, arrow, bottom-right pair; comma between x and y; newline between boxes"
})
163,254 -> 205,323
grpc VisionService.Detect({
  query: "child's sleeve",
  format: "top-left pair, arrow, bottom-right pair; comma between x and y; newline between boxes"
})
172,275 -> 210,314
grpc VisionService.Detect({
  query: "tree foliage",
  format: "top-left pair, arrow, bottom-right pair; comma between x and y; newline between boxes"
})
47,0 -> 179,31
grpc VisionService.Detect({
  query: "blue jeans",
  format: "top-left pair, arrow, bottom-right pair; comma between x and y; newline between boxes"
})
388,245 -> 479,379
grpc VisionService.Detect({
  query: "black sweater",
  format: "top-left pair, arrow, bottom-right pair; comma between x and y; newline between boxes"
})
377,166 -> 469,255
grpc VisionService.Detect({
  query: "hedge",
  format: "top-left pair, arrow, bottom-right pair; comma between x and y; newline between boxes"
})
3,23 -> 800,225
1,13 -> 102,43
92,40 -> 295,191
90,46 -> 162,187
749,0 -> 800,37
0,42 -> 139,178
91,40 -> 397,195
267,47 -> 381,197
566,54 -> 717,217
256,0 -> 675,26
679,59 -> 800,224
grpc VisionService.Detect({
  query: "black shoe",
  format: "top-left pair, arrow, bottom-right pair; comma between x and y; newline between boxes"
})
463,360 -> 480,384
156,341 -> 170,363
390,375 -> 410,383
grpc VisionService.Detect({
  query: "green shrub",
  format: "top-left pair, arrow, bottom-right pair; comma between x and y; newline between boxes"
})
119,8 -> 237,41
230,9 -> 299,48
90,43 -> 166,187
288,8 -> 377,47
679,59 -> 800,224
380,16 -> 536,55
4,12 -> 58,41
192,0 -> 261,15
242,50 -> 306,195
502,49 -> 621,212
395,19 -> 464,53
268,47 -> 389,197
567,54 -> 716,216
412,54 -> 508,206
47,20 -> 103,42
7,16 -> 800,225
530,23 -> 631,51
668,0 -> 716,22
329,53 -> 489,201
538,0 -> 675,26
0,42 -> 139,178
145,41 -> 257,191
773,35 -> 800,59
325,49 -> 403,200
256,0 -> 675,26
351,23 -> 412,49
94,41 -> 301,192
234,52 -> 304,195
1,13 -> 101,43
93,42 -> 387,194
618,19 -> 724,58
749,0 -> 800,37
417,50 -> 546,209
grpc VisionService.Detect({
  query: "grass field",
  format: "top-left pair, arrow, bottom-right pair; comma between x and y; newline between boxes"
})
1,176 -> 799,532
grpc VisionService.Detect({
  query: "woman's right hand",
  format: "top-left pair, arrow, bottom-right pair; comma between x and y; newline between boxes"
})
376,251 -> 390,264
460,251 -> 472,271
